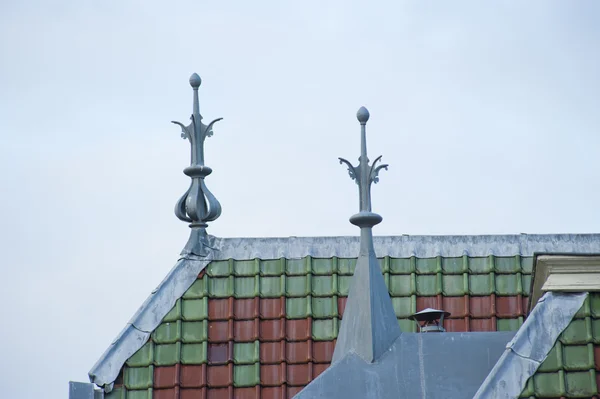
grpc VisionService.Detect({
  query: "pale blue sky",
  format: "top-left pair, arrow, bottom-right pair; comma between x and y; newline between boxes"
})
1,1 -> 599,398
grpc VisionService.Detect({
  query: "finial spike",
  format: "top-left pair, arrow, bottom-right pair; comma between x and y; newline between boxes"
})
172,73 -> 223,256
332,107 -> 399,364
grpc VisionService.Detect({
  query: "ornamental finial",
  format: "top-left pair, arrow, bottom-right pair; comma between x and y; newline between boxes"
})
171,73 -> 223,256
338,106 -> 388,223
332,107 -> 399,364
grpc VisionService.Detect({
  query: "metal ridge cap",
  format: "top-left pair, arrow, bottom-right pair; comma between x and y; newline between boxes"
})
472,291 -> 588,399
210,234 -> 600,260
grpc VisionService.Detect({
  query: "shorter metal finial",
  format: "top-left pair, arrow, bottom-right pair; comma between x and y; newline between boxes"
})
171,73 -> 223,255
338,106 -> 388,219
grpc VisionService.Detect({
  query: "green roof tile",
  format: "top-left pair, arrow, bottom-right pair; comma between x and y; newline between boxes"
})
206,260 -> 232,277
565,370 -> 597,397
234,276 -> 260,298
312,297 -> 338,318
312,275 -> 336,297
182,320 -> 207,343
495,274 -> 520,295
538,343 -> 562,372
337,258 -> 356,275
104,387 -> 124,399
260,276 -> 285,297
416,275 -> 440,296
521,256 -> 534,273
153,321 -> 181,344
389,274 -> 414,296
592,318 -> 600,344
521,274 -> 532,296
337,275 -> 352,296
208,276 -> 234,298
286,297 -> 311,319
182,278 -> 208,299
124,367 -> 152,390
125,390 -> 152,399
233,364 -> 260,387
532,372 -> 564,397
233,259 -> 259,276
494,256 -> 520,273
560,319 -> 591,345
442,274 -> 465,296
563,344 -> 594,371
389,257 -> 414,274
154,343 -> 179,366
441,257 -> 465,274
126,341 -> 153,367
391,297 -> 414,318
469,257 -> 492,273
591,294 -> 600,318
233,341 -> 259,364
260,259 -> 285,276
312,258 -> 335,275
416,258 -> 439,274
286,258 -> 310,276
398,318 -> 417,333
162,300 -> 181,323
469,274 -> 493,295
181,342 -> 207,364
497,318 -> 522,331
286,275 -> 310,297
312,318 -> 338,341
182,298 -> 208,321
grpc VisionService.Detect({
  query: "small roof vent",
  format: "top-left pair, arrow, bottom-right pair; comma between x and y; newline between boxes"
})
409,308 -> 451,333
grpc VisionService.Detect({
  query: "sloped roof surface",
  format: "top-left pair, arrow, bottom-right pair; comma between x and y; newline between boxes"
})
94,234 -> 600,399
294,331 -> 514,399
519,292 -> 600,398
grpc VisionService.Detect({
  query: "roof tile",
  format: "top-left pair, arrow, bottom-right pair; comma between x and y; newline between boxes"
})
233,341 -> 260,365
260,319 -> 285,342
496,296 -> 522,318
208,298 -> 233,320
234,276 -> 260,298
260,298 -> 285,319
260,259 -> 285,276
234,386 -> 261,399
153,388 -> 177,399
234,319 -> 259,342
182,320 -> 208,343
416,296 -> 439,311
469,318 -> 495,332
180,388 -> 206,399
469,296 -> 493,318
207,364 -> 232,387
442,296 -> 467,318
260,341 -> 285,364
208,320 -> 233,342
180,364 -> 206,388
287,364 -> 311,386
233,364 -> 260,387
313,363 -> 330,379
313,341 -> 335,363
312,319 -> 338,341
260,386 -> 285,399
182,298 -> 208,321
154,365 -> 178,389
260,363 -> 286,386
181,342 -> 207,364
286,341 -> 311,364
286,297 -> 310,319
260,276 -> 285,298
207,387 -> 232,399
155,343 -> 179,366
445,318 -> 467,332
208,342 -> 233,365
234,298 -> 259,320
233,260 -> 259,277
337,297 -> 348,318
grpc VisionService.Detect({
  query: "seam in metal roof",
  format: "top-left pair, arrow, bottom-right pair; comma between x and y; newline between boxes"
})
88,234 -> 600,390
472,291 -> 588,399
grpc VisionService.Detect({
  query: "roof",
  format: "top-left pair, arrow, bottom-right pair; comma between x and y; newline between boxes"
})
295,331 -> 515,399
89,233 -> 600,399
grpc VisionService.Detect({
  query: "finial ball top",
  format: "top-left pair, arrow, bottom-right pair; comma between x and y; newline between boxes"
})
189,73 -> 202,88
357,106 -> 370,123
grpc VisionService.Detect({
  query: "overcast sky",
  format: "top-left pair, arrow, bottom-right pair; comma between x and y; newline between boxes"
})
1,1 -> 599,398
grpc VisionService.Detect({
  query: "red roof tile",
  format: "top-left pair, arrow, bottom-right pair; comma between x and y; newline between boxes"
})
260,298 -> 285,319
260,341 -> 285,364
234,298 -> 259,320
260,363 -> 286,386
180,364 -> 206,388
234,319 -> 259,342
154,365 -> 178,389
260,319 -> 285,341
285,319 -> 311,341
207,364 -> 232,387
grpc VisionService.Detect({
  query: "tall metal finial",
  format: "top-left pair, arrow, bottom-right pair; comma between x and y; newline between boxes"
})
332,106 -> 400,365
172,73 -> 223,256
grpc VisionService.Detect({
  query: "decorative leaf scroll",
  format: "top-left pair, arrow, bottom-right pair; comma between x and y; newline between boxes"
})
369,155 -> 389,184
339,157 -> 359,183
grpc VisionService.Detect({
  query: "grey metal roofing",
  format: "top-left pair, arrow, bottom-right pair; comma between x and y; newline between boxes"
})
294,331 -> 516,399
88,233 -> 600,390
473,291 -> 588,399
